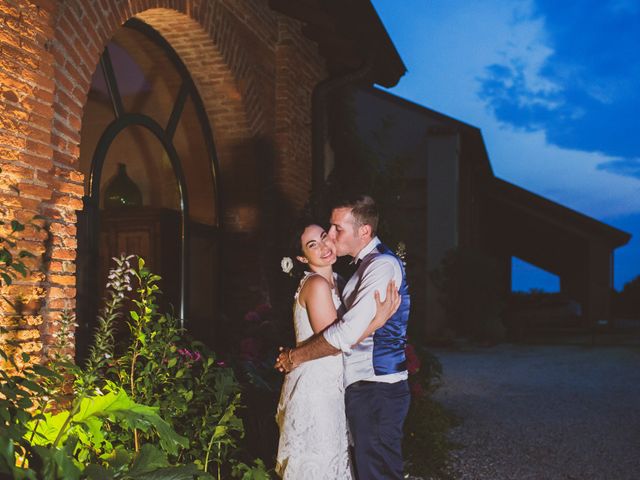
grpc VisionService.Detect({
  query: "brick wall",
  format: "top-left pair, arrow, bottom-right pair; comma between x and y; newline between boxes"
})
0,0 -> 327,363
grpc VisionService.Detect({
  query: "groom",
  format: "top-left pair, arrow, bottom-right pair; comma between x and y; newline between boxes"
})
276,194 -> 411,480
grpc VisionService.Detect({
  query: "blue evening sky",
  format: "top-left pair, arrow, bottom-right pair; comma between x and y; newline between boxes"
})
372,0 -> 640,291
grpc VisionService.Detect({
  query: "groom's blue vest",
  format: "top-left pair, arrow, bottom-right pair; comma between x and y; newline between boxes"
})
371,243 -> 410,375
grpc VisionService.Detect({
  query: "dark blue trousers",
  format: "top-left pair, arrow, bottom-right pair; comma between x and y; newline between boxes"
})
345,379 -> 410,480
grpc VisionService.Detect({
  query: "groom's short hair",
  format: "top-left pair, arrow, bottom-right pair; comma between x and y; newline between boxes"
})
333,194 -> 378,235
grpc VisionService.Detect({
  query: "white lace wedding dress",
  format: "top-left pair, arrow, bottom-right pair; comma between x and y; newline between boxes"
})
275,272 -> 353,479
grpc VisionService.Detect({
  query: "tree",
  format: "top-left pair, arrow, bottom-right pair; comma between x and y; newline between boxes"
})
615,275 -> 640,318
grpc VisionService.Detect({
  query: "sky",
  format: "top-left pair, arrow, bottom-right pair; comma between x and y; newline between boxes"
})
371,0 -> 640,291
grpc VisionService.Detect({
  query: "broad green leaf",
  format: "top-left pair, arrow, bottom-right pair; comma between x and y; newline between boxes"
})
26,390 -> 152,447
0,435 -> 16,474
33,444 -> 82,480
28,410 -> 69,445
101,445 -> 132,470
81,416 -> 105,449
211,393 -> 241,443
127,443 -> 168,476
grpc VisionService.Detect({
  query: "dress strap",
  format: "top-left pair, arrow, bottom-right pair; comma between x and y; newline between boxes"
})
294,271 -> 318,300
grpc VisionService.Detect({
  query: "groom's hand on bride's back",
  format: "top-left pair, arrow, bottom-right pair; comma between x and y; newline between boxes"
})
275,346 -> 296,373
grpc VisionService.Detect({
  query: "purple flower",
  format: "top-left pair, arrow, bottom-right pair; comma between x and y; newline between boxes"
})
177,348 -> 202,363
178,348 -> 192,360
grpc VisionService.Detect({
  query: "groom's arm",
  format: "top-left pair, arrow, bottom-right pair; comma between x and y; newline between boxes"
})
275,330 -> 339,372
292,333 -> 339,362
276,258 -> 400,373
324,258 -> 398,351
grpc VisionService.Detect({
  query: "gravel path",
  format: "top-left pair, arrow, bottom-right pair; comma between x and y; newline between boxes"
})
431,344 -> 640,480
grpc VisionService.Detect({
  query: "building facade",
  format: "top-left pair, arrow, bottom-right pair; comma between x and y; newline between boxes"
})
0,0 -> 404,362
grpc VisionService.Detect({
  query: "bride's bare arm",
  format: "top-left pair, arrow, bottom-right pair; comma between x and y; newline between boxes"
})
275,279 -> 400,373
301,275 -> 339,334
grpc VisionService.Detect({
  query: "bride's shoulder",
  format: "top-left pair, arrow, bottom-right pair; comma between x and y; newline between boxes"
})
297,273 -> 331,304
302,273 -> 331,289
298,273 -> 331,296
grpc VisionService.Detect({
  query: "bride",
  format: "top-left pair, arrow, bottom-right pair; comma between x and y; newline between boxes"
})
275,220 -> 400,479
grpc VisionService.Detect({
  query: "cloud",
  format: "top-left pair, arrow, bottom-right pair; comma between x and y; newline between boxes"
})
371,0 -> 640,219
488,128 -> 640,219
477,0 -> 640,161
598,157 -> 640,180
371,0 -> 640,287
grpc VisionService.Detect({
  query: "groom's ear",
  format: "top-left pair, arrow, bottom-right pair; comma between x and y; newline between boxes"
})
359,223 -> 372,239
296,255 -> 308,264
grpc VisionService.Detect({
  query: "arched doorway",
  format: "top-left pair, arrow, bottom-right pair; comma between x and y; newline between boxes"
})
76,19 -> 220,359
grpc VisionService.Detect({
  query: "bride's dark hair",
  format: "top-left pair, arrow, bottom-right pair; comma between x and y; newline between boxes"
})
288,215 -> 326,256
284,215 -> 327,277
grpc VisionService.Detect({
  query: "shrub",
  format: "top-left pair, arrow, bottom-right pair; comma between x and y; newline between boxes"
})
403,343 -> 459,479
0,255 -> 270,479
431,247 -> 506,343
614,275 -> 640,318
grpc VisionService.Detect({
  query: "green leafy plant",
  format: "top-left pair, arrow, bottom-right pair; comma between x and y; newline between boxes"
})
403,343 -> 459,479
93,257 -> 258,477
1,254 -> 270,479
0,340 -> 206,479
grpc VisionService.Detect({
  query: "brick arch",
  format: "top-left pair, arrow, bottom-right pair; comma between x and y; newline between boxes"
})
44,0 -> 275,347
49,1 -> 268,184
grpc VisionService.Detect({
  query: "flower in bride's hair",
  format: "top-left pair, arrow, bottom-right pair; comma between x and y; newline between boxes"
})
281,256 -> 294,276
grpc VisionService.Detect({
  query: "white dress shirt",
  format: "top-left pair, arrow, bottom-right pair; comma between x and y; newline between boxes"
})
323,237 -> 408,385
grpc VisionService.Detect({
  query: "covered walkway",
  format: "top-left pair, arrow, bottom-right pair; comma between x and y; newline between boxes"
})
481,178 -> 631,325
